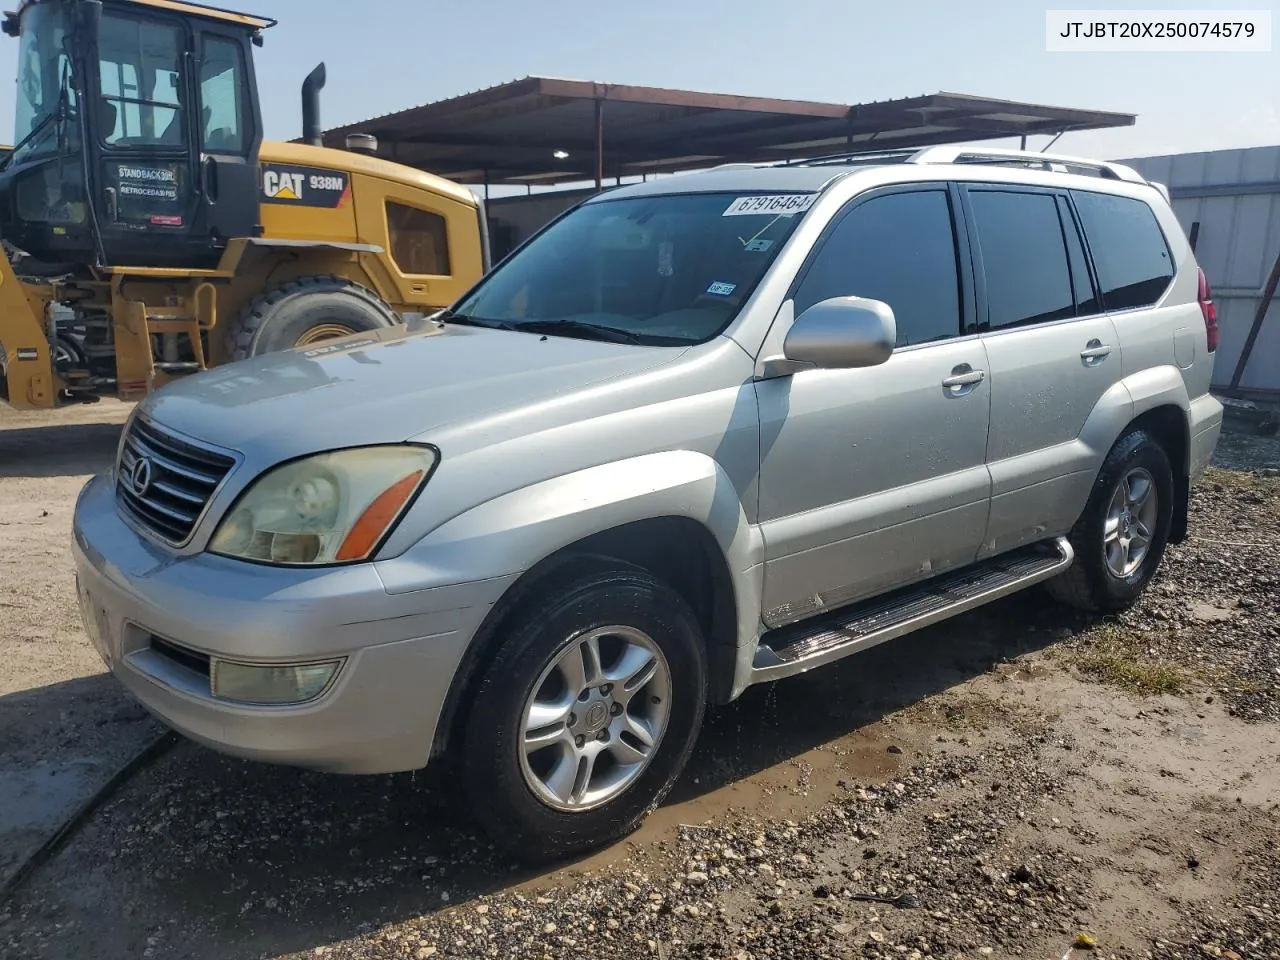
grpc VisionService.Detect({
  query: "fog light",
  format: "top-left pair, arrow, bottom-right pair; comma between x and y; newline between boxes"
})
210,659 -> 341,705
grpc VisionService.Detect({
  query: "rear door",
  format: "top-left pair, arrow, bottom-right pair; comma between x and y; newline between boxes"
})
960,184 -> 1122,556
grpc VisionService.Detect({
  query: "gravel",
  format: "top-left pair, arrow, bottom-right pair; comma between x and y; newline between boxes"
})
1064,466 -> 1280,723
1,413 -> 1277,960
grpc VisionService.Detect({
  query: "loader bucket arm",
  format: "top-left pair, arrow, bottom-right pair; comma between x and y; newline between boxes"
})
0,252 -> 59,408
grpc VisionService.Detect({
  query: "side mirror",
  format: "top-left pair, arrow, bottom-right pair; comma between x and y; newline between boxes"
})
783,296 -> 896,370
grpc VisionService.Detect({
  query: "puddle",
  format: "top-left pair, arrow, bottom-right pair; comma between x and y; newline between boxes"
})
523,724 -> 908,887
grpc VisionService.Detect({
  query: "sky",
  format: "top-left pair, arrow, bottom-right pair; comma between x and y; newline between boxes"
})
0,0 -> 1276,175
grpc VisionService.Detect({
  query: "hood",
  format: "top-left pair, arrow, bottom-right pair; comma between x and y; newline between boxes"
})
140,322 -> 687,463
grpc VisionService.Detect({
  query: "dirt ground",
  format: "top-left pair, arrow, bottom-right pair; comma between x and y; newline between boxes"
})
0,401 -> 1277,960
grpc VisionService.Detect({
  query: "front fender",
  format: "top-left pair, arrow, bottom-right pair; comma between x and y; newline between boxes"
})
374,449 -> 765,646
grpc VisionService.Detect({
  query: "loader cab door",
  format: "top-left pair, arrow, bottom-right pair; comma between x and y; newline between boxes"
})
92,8 -> 198,262
90,7 -> 260,267
193,27 -> 261,249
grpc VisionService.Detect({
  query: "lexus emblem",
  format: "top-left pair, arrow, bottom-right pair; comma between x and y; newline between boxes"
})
130,457 -> 153,497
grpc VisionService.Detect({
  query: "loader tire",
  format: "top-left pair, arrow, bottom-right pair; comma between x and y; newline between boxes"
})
228,276 -> 398,361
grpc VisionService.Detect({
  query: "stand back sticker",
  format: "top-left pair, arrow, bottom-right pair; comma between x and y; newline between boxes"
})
723,194 -> 816,217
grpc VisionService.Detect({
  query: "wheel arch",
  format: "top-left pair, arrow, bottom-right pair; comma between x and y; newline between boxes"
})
1128,403 -> 1191,543
1118,365 -> 1193,544
428,502 -> 752,763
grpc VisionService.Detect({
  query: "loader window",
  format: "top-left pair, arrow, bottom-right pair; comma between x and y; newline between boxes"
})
12,2 -> 78,161
199,36 -> 247,154
387,203 -> 452,276
98,15 -> 185,147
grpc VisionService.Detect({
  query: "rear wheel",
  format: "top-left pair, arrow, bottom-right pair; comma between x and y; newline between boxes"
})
227,275 -> 398,361
460,562 -> 707,863
1047,428 -> 1175,612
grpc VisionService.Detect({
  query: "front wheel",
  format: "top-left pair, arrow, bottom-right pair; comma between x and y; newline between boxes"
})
227,275 -> 398,361
460,562 -> 707,862
1047,428 -> 1175,612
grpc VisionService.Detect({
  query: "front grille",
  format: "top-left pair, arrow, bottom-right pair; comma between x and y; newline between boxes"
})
116,416 -> 236,544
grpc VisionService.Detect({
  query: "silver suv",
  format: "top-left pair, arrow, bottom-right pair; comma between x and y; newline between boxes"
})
72,146 -> 1223,860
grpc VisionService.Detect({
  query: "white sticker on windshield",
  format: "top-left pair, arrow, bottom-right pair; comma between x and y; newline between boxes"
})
706,281 -> 737,296
743,238 -> 774,252
722,194 -> 816,217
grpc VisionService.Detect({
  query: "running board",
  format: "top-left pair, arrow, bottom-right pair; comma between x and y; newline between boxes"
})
749,537 -> 1074,684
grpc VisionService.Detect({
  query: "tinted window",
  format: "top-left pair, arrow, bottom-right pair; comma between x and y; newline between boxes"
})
200,37 -> 247,154
968,190 -> 1074,330
387,202 -> 451,275
794,190 -> 960,346
1058,196 -> 1100,315
1072,191 -> 1174,310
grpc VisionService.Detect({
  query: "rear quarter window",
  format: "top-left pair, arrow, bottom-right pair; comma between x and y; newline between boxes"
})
1071,191 -> 1174,310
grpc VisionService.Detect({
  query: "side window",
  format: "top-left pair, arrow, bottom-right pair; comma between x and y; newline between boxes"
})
1058,196 -> 1100,315
387,202 -> 452,276
793,189 -> 961,347
967,190 -> 1074,330
1072,191 -> 1174,310
199,36 -> 247,154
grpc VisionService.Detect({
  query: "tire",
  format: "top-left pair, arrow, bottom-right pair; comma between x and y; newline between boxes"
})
227,275 -> 398,361
460,561 -> 708,863
1047,428 -> 1175,613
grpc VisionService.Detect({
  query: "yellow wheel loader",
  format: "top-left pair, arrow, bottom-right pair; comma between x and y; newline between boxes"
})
0,0 -> 489,410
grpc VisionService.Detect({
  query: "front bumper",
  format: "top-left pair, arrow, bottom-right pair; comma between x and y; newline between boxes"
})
71,473 -> 515,774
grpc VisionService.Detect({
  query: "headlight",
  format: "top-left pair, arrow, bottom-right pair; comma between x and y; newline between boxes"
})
209,445 -> 436,565
211,658 -> 341,705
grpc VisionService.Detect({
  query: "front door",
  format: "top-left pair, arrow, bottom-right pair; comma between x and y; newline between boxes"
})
93,8 -> 198,258
756,185 -> 993,629
958,185 -> 1125,556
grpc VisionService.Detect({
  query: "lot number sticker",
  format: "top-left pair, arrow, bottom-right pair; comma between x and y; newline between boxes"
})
722,194 -> 816,217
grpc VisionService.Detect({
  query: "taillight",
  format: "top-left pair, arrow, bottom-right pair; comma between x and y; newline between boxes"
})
1198,267 -> 1219,353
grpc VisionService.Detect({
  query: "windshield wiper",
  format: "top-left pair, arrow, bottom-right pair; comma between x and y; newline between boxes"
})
4,59 -> 72,171
439,312 -> 519,331
514,320 -> 642,345
3,110 -> 57,170
442,312 -> 642,344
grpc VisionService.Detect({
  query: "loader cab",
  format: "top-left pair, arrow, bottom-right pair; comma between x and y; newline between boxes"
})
0,0 -> 270,268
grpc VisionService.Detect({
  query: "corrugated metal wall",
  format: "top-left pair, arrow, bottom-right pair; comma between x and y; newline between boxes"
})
1122,145 -> 1280,394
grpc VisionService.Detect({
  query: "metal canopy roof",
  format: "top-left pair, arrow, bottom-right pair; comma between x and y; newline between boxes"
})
321,77 -> 1136,187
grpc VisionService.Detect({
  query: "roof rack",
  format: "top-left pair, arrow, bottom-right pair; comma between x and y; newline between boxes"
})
907,146 -> 1147,184
789,148 -> 920,168
708,149 -> 919,173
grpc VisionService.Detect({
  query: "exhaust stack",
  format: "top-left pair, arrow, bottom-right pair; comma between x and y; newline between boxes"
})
301,63 -> 326,147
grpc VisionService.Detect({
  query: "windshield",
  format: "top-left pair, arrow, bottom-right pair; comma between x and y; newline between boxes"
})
452,191 -> 813,345
12,1 -> 78,161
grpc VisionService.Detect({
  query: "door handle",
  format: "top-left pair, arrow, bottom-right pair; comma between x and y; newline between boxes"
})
202,155 -> 218,202
1080,339 -> 1112,363
942,366 -> 986,390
